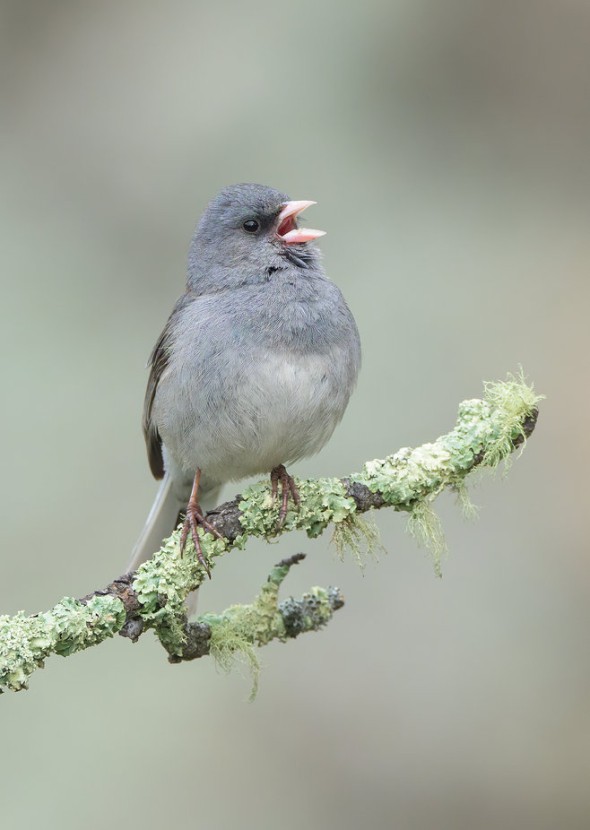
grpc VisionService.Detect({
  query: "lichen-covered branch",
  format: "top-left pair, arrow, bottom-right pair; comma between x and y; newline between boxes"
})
0,373 -> 541,693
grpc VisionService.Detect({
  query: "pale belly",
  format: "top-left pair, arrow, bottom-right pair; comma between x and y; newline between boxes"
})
160,345 -> 353,490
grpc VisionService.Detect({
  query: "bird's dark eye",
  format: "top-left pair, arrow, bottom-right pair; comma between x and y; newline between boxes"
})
243,219 -> 260,233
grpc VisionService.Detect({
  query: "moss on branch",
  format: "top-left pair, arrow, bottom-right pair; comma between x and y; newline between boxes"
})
0,373 -> 541,693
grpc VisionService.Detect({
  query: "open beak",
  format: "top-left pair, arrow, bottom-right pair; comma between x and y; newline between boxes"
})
276,200 -> 326,245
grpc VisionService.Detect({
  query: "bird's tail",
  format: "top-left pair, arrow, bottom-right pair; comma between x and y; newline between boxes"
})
127,474 -> 183,572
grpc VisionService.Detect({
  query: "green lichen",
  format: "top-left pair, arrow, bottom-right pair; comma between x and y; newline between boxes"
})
481,370 -> 543,470
133,530 -> 227,612
232,480 -> 279,539
361,443 -> 451,505
0,595 -> 125,691
238,476 -> 371,574
200,558 -> 340,700
0,372 -> 541,693
238,477 -> 357,539
355,371 -> 540,572
202,559 -> 289,700
206,610 -> 262,700
332,513 -> 383,568
131,529 -> 229,657
453,479 -> 479,520
407,501 -> 447,577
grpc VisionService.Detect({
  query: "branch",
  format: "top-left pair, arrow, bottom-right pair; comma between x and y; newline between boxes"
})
0,373 -> 541,693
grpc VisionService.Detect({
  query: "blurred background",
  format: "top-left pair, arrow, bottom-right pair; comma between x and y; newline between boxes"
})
0,1 -> 588,828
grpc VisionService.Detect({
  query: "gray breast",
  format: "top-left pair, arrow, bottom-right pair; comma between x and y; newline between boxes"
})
154,274 -> 360,488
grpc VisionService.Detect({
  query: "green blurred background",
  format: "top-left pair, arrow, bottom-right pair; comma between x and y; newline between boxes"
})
1,1 -> 588,828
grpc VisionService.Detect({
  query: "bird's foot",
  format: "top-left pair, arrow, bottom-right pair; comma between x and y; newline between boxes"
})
270,464 -> 301,529
179,469 -> 223,578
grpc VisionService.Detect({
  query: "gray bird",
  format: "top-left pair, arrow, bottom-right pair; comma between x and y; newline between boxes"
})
128,183 -> 361,575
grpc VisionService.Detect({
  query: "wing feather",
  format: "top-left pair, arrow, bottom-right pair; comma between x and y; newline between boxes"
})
142,293 -> 192,479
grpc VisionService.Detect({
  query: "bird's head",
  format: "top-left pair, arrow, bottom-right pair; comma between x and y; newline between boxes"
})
187,183 -> 326,292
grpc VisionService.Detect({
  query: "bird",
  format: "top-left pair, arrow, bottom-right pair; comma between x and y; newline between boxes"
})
128,182 -> 361,576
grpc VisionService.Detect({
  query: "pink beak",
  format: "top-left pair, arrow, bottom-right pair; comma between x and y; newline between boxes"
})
276,200 -> 326,245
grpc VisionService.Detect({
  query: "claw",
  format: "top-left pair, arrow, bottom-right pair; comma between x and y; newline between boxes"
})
179,469 -> 223,578
270,464 -> 301,529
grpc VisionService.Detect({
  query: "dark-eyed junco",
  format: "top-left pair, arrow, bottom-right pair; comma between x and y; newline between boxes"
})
129,183 -> 361,574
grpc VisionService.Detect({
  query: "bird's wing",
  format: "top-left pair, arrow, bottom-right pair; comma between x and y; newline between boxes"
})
142,292 -> 194,479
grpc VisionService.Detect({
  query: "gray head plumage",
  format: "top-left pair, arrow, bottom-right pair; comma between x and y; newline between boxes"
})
187,183 -> 323,293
